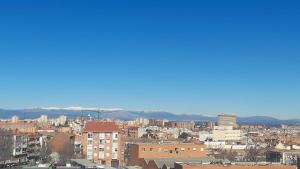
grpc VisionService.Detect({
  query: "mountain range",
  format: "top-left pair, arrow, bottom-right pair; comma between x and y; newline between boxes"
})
0,107 -> 299,125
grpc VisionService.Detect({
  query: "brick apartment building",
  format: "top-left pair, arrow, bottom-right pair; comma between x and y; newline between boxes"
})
128,127 -> 139,139
128,142 -> 208,166
0,121 -> 37,133
149,119 -> 167,127
164,121 -> 195,131
82,121 -> 121,167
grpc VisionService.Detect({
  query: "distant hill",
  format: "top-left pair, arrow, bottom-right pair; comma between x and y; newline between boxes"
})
0,108 -> 299,125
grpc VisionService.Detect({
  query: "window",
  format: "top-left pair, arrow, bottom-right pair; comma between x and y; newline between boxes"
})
88,132 -> 93,139
99,133 -> 105,139
88,140 -> 93,145
150,148 -> 153,151
105,133 -> 111,137
193,148 -> 197,151
181,148 -> 185,151
99,148 -> 104,151
99,140 -> 104,144
87,155 -> 93,160
114,133 -> 118,138
99,152 -> 104,159
143,148 -> 146,151
112,153 -> 117,159
169,150 -> 173,153
114,148 -> 118,152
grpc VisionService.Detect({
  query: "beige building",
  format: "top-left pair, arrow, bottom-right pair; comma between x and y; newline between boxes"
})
212,126 -> 242,141
38,115 -> 48,123
218,114 -> 237,127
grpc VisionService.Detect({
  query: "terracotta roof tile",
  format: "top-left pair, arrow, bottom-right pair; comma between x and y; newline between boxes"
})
83,121 -> 119,132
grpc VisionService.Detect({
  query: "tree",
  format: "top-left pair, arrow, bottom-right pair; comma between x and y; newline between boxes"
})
245,147 -> 262,162
179,132 -> 190,140
48,133 -> 74,164
212,148 -> 237,162
0,129 -> 13,162
40,138 -> 52,163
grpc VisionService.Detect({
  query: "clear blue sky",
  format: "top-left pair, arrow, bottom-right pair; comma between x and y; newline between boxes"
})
0,1 -> 300,119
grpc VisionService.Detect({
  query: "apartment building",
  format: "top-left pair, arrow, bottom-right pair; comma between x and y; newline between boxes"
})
128,142 -> 208,166
218,114 -> 237,127
0,121 -> 37,133
212,126 -> 243,141
149,119 -> 167,127
82,121 -> 121,167
128,127 -> 139,139
12,133 -> 42,163
165,121 -> 195,131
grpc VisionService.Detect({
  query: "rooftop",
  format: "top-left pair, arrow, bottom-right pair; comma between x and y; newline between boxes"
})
83,121 -> 119,133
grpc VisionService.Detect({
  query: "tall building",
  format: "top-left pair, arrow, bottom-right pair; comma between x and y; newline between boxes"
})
218,114 -> 237,127
38,115 -> 48,123
82,121 -> 121,167
11,116 -> 19,123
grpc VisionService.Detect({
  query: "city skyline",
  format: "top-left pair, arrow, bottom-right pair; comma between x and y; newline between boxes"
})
1,1 -> 300,119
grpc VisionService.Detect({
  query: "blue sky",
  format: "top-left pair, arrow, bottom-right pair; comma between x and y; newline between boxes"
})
0,1 -> 300,119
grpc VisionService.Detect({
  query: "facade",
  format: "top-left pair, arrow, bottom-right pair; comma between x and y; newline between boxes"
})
218,114 -> 237,127
128,127 -> 139,139
240,124 -> 264,130
128,143 -> 208,166
0,121 -> 37,133
149,119 -> 167,127
165,121 -> 195,131
82,121 -> 121,167
51,115 -> 67,126
13,135 -> 28,162
38,115 -> 48,124
134,118 -> 149,127
212,126 -> 242,141
12,134 -> 42,163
